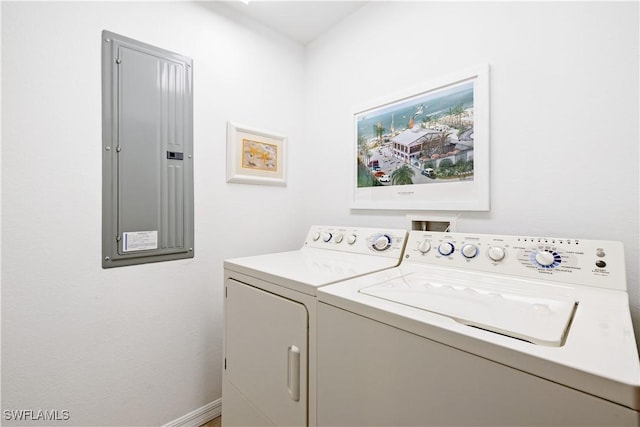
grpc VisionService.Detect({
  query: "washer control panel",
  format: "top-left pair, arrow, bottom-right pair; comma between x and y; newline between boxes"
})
405,231 -> 626,291
305,225 -> 407,259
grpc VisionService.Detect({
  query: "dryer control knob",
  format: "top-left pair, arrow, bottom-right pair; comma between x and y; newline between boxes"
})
335,233 -> 344,243
438,242 -> 455,256
461,244 -> 478,259
487,246 -> 506,261
347,234 -> 357,245
322,232 -> 332,243
418,239 -> 431,254
312,232 -> 321,241
372,234 -> 392,251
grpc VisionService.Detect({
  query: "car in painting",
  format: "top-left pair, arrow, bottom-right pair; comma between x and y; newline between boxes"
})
421,168 -> 436,178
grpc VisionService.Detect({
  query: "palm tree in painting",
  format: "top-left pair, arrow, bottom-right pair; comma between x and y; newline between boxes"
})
391,165 -> 415,185
358,135 -> 370,164
422,115 -> 437,129
429,130 -> 452,156
452,103 -> 465,127
375,122 -> 385,143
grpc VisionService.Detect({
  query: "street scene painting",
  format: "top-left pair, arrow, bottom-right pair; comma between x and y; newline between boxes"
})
356,79 -> 475,188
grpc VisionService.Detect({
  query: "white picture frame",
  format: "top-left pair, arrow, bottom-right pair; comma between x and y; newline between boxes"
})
226,122 -> 287,186
352,64 -> 490,211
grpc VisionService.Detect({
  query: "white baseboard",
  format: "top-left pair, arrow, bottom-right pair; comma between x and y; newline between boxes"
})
163,398 -> 222,427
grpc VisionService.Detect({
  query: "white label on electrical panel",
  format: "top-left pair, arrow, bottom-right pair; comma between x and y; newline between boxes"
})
122,231 -> 158,252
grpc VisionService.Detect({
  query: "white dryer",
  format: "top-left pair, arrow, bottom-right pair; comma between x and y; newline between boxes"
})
222,225 -> 407,427
317,230 -> 640,426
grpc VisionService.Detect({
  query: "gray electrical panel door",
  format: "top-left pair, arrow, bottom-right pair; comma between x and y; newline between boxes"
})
102,31 -> 193,268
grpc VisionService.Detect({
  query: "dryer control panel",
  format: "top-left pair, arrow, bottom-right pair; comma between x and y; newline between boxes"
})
405,231 -> 626,291
304,225 -> 407,259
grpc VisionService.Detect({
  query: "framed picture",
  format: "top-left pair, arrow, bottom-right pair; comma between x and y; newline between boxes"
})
352,64 -> 489,211
226,122 -> 287,186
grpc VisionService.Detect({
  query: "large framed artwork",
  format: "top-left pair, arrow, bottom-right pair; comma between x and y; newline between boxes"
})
226,122 -> 287,186
352,65 -> 489,211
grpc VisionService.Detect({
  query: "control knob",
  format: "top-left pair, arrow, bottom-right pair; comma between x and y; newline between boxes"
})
438,242 -> 455,256
487,246 -> 506,262
347,234 -> 357,245
312,232 -> 321,241
335,233 -> 344,243
372,234 -> 392,251
417,239 -> 431,254
461,244 -> 478,259
322,232 -> 332,243
535,250 -> 556,267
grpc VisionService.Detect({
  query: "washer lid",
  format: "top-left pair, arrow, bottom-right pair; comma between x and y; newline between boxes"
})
360,275 -> 577,346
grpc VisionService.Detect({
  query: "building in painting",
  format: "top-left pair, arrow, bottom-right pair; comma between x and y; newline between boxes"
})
391,126 -> 440,164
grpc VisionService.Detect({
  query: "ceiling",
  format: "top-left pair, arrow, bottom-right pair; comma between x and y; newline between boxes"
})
222,1 -> 367,44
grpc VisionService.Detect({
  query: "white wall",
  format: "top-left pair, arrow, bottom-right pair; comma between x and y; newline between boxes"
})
304,2 -> 640,338
1,2 -> 306,425
2,1 -> 639,426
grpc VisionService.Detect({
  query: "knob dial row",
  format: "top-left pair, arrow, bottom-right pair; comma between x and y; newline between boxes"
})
417,240 -> 506,262
312,231 -> 357,245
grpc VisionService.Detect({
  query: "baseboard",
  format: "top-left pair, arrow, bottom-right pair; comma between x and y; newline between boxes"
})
163,398 -> 222,427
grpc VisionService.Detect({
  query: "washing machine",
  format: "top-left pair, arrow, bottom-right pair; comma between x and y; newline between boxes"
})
222,225 -> 407,427
317,230 -> 640,426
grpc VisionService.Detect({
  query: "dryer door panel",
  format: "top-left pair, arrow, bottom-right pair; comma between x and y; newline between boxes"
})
224,279 -> 308,426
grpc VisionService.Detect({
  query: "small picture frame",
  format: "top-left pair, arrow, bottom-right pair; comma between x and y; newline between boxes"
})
226,122 -> 287,186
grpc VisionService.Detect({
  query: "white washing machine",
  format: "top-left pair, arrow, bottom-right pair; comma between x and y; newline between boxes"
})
317,230 -> 640,426
222,225 -> 407,427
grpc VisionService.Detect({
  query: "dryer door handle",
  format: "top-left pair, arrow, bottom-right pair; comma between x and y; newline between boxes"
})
287,345 -> 300,402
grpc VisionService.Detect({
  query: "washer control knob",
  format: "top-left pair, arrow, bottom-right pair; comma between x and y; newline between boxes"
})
461,244 -> 478,259
312,232 -> 321,241
487,246 -> 506,261
535,250 -> 556,267
335,233 -> 344,243
417,239 -> 431,254
347,234 -> 357,245
438,242 -> 455,256
322,232 -> 332,243
372,234 -> 392,251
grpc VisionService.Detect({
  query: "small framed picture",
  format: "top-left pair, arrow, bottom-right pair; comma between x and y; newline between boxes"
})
226,122 -> 287,186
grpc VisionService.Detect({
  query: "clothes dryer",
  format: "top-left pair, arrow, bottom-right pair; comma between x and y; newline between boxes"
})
222,225 -> 407,427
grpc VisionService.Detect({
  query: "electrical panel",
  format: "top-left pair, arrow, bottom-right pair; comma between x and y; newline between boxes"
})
102,31 -> 194,268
